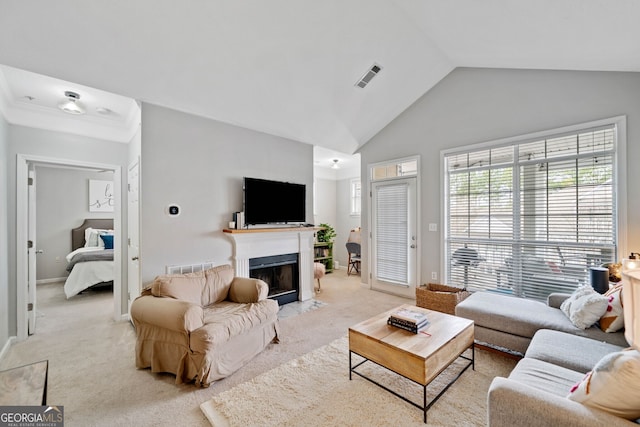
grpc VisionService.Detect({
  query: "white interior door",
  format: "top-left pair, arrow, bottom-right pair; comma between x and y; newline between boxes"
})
27,165 -> 37,334
127,160 -> 140,313
370,177 -> 417,298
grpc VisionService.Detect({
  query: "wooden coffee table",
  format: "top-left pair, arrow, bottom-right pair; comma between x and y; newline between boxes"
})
349,304 -> 474,423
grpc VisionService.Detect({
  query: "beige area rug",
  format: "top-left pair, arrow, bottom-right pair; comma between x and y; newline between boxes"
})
200,336 -> 517,427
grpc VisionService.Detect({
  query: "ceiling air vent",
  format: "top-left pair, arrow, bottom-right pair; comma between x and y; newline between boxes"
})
355,63 -> 383,88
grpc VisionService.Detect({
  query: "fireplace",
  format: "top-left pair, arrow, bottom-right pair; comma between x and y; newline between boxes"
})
249,253 -> 299,305
224,227 -> 316,302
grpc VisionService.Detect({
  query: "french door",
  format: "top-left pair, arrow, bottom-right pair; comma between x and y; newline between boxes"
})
370,177 -> 418,298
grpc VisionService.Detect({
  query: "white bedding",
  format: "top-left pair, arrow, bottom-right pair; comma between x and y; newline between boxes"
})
64,248 -> 114,298
65,246 -> 104,263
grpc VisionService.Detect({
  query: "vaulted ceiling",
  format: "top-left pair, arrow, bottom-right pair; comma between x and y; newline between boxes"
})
1,1 -> 638,153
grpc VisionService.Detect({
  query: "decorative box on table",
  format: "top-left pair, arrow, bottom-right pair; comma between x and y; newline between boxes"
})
415,283 -> 471,315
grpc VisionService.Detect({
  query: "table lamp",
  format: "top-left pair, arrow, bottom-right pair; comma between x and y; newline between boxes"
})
621,254 -> 640,349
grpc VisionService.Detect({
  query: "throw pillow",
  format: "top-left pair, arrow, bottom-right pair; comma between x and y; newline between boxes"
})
100,234 -> 114,250
560,285 -> 609,329
599,283 -> 624,333
151,273 -> 205,305
202,264 -> 235,306
567,348 -> 640,420
84,228 -> 113,247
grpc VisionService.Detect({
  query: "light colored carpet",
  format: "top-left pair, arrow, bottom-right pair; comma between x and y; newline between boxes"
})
201,336 -> 516,427
0,269 -> 517,426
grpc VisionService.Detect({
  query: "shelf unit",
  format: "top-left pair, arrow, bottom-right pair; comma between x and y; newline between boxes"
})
314,242 -> 333,273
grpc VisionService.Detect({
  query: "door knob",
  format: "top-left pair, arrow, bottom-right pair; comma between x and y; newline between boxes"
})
35,249 -> 44,254
131,256 -> 139,261
410,244 -> 416,249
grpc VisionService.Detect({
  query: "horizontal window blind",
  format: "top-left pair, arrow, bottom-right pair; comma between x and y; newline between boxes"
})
375,182 -> 408,284
445,125 -> 617,301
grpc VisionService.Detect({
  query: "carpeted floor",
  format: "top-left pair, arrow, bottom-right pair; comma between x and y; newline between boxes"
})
0,269 -> 516,426
201,336 -> 517,426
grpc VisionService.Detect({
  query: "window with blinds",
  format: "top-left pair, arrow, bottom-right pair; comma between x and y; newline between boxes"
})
375,182 -> 409,284
350,179 -> 361,216
444,124 -> 617,301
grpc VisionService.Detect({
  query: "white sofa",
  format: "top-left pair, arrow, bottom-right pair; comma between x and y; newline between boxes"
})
488,329 -> 637,426
455,291 -> 628,354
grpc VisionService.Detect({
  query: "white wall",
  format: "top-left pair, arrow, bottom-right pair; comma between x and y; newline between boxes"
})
0,113 -> 8,349
313,177 -> 337,232
139,103 -> 314,284
335,177 -> 361,269
360,68 -> 640,286
6,125 -> 128,335
35,167 -> 114,281
128,122 -> 141,166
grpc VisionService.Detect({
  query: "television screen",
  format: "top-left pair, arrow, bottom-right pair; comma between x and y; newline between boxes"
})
243,177 -> 306,225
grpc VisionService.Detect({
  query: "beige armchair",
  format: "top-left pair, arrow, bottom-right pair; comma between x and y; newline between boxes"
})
131,264 -> 279,387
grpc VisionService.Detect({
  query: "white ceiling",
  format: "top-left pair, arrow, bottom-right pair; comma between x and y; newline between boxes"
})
0,1 -> 638,152
0,65 -> 140,143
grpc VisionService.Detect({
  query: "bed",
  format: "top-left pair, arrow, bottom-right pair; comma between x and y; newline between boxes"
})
64,219 -> 114,298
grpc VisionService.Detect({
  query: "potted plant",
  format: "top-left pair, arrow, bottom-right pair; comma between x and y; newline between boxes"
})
317,223 -> 336,247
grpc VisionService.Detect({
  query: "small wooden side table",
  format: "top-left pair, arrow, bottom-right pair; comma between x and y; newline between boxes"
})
0,360 -> 48,405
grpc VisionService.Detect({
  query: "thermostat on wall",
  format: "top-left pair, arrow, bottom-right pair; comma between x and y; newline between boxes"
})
166,204 -> 181,217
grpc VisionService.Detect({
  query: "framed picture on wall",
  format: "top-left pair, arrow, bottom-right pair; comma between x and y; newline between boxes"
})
89,180 -> 114,212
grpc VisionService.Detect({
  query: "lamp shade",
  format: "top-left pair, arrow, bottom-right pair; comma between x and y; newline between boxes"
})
621,269 -> 640,349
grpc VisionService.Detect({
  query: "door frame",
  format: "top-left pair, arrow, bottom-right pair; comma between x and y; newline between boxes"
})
367,156 -> 421,298
127,158 -> 141,314
16,154 -> 123,341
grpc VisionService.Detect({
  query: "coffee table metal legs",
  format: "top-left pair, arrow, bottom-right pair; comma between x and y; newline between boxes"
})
349,344 -> 475,423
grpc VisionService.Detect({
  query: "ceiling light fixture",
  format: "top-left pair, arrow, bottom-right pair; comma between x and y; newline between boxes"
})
331,159 -> 340,169
58,91 -> 86,115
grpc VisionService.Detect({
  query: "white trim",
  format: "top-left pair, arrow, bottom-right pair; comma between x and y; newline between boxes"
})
36,277 -> 66,285
615,116 -> 628,258
367,154 -> 421,293
16,154 -> 123,341
441,116 -> 625,157
0,336 -> 16,363
350,178 -> 361,216
440,115 -> 627,285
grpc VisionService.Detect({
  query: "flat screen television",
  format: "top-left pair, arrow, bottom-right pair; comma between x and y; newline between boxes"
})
243,177 -> 306,225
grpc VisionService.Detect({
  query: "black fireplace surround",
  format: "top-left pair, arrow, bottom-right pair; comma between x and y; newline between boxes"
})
249,253 -> 299,305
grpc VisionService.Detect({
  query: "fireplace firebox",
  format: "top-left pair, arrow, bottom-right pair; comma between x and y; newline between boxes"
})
249,253 -> 299,305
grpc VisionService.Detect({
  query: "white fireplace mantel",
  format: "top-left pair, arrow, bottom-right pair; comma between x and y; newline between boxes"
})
223,227 -> 317,301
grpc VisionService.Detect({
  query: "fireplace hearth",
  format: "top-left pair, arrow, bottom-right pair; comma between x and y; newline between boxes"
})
249,253 -> 299,305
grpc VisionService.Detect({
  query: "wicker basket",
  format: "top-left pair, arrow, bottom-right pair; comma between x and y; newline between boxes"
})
415,283 -> 471,315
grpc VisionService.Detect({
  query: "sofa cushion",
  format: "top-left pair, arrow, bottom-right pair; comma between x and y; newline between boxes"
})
599,284 -> 625,333
457,292 -> 574,338
509,357 -> 583,397
560,286 -> 609,329
525,329 -> 625,373
151,273 -> 205,305
568,348 -> 640,420
191,300 -> 279,350
202,264 -> 234,305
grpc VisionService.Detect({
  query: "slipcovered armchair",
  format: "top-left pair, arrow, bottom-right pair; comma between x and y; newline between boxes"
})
131,264 -> 279,387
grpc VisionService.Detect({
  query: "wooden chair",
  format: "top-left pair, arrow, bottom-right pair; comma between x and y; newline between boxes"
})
346,242 -> 361,276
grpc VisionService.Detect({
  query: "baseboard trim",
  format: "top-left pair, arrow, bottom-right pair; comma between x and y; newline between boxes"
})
0,336 -> 16,364
36,277 -> 66,285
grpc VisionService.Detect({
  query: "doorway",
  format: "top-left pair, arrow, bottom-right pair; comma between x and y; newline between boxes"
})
16,154 -> 123,340
369,157 -> 420,299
